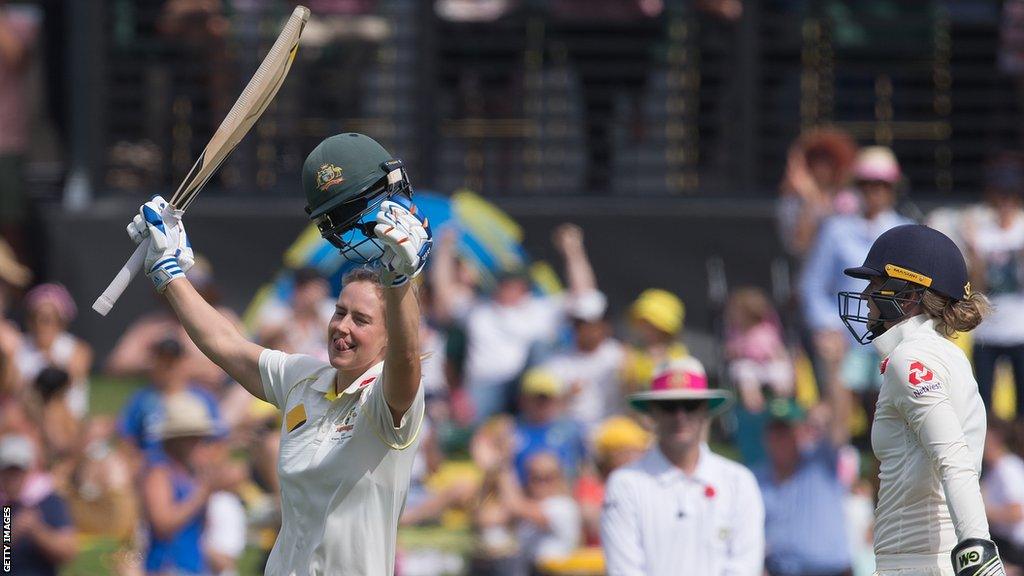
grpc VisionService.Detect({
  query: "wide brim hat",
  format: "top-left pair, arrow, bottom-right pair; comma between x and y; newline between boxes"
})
157,392 -> 216,440
628,357 -> 734,416
853,146 -> 901,184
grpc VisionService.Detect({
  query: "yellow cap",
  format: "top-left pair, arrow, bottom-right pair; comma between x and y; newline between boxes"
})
520,367 -> 565,397
631,289 -> 685,336
593,416 -> 651,459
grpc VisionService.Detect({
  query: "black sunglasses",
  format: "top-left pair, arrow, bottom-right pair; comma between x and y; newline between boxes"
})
652,399 -> 708,413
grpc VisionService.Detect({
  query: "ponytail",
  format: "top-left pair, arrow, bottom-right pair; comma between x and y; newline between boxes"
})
920,289 -> 991,337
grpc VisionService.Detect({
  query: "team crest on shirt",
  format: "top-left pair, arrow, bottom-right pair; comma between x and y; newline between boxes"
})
908,360 -> 942,397
335,407 -> 360,435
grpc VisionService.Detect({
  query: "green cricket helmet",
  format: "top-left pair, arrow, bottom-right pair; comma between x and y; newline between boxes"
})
302,133 -> 412,262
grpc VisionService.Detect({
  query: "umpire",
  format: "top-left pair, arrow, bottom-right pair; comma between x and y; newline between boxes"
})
601,357 -> 764,575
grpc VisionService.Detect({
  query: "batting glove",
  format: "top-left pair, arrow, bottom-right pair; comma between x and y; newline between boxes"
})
373,199 -> 432,286
126,195 -> 195,292
952,538 -> 1005,576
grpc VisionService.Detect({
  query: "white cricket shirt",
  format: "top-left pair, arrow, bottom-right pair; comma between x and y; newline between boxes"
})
601,444 -> 765,576
259,349 -> 425,576
871,315 -> 989,571
541,339 -> 625,436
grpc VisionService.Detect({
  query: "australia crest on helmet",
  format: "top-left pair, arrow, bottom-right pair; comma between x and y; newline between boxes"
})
316,163 -> 345,192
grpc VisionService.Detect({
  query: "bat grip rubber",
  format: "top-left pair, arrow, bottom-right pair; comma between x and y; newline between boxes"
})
92,240 -> 149,316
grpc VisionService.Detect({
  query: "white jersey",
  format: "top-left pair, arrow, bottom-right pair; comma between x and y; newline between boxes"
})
259,349 -> 425,576
17,331 -> 89,417
870,315 -> 989,571
541,339 -> 625,436
601,445 -> 764,576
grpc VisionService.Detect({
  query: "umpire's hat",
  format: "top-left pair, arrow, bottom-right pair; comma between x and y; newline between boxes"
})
844,224 -> 970,300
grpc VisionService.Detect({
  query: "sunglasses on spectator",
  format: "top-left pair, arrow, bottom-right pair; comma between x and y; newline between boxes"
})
528,471 -> 561,483
652,400 -> 708,414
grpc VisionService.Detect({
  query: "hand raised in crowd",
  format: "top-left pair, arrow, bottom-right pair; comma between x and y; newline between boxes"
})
783,145 -> 822,203
552,223 -> 585,256
471,416 -> 516,473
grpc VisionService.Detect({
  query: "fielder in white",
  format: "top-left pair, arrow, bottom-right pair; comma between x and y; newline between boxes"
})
126,134 -> 433,575
838,224 -> 1004,576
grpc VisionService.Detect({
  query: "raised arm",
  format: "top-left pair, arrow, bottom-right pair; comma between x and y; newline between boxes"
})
164,280 -> 265,401
382,282 -> 421,423
126,196 -> 266,401
374,199 -> 433,423
552,223 -> 597,296
428,228 -> 470,325
0,8 -> 34,70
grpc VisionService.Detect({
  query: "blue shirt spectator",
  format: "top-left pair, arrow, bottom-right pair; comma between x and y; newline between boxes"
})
512,367 -> 587,484
0,434 -> 77,576
145,462 -> 208,575
757,406 -> 850,576
513,417 -> 587,485
9,492 -> 74,576
118,384 -> 224,460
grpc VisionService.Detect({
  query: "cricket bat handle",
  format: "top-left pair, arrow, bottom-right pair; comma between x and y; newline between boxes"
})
92,240 -> 148,316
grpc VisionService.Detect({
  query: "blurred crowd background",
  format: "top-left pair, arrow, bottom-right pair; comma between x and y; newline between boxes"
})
7,0 -> 1024,575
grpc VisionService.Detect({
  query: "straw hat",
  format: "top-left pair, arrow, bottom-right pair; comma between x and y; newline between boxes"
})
157,392 -> 216,440
853,146 -> 901,184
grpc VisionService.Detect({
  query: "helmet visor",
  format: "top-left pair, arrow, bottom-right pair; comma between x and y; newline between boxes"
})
837,278 -> 925,345
313,160 -> 412,264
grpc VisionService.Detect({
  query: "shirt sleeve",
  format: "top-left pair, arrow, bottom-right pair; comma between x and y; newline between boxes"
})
724,468 -> 765,576
258,349 -> 327,409
798,219 -> 844,332
888,349 -> 991,541
366,372 -> 425,450
601,472 -> 646,576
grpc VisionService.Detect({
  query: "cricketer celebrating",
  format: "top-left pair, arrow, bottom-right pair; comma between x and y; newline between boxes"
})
125,133 -> 432,575
838,224 -> 1004,576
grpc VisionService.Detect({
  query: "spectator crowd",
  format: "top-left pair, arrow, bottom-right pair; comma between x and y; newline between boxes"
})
8,132 -> 1024,575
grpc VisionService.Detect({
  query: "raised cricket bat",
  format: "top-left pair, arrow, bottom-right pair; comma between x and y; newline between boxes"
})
92,5 -> 311,316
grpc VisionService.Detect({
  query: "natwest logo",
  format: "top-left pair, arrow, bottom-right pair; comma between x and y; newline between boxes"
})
908,361 -> 934,386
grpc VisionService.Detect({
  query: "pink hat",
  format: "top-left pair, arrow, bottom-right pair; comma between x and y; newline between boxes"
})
25,283 -> 78,324
628,357 -> 734,415
853,146 -> 901,184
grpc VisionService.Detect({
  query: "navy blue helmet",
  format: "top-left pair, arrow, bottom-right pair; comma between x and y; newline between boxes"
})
838,224 -> 971,344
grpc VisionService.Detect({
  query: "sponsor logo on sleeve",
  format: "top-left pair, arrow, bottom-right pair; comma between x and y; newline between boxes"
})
908,361 -> 942,397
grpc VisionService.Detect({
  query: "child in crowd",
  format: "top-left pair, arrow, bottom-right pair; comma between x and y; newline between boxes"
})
724,287 -> 794,412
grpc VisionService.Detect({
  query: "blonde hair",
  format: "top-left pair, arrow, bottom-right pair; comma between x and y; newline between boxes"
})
341,267 -> 384,295
920,289 -> 991,338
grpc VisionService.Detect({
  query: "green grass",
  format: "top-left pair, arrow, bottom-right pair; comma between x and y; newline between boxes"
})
89,376 -> 143,416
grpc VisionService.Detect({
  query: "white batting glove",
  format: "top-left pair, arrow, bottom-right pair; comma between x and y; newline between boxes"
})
126,195 -> 195,292
373,199 -> 432,286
